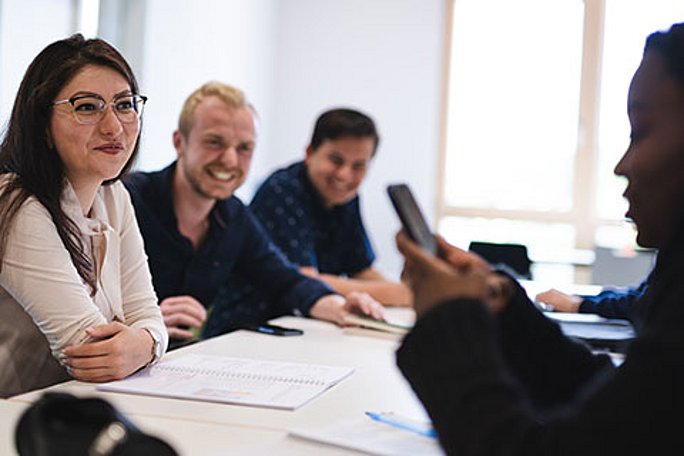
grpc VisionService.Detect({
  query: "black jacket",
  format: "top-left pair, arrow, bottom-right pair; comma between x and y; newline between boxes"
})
397,233 -> 684,455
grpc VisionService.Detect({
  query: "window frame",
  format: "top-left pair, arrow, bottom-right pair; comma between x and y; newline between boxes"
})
435,0 -> 619,255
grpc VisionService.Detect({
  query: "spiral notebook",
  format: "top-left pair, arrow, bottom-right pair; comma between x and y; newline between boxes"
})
98,354 -> 354,410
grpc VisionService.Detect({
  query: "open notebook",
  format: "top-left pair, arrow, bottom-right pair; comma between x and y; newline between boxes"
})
98,354 -> 354,410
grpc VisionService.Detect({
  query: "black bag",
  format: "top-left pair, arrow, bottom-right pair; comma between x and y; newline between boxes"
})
15,392 -> 177,456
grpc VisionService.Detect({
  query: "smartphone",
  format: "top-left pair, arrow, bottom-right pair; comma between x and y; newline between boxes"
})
387,184 -> 437,255
242,323 -> 304,336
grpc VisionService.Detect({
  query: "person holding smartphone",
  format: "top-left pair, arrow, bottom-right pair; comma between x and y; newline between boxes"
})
394,22 -> 684,454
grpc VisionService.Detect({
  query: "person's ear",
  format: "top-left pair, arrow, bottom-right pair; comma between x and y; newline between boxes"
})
305,144 -> 315,161
172,130 -> 185,158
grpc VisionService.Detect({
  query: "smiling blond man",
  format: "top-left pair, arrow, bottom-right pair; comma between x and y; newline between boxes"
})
124,83 -> 384,347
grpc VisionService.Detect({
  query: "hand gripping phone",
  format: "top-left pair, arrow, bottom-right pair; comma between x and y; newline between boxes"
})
387,184 -> 437,255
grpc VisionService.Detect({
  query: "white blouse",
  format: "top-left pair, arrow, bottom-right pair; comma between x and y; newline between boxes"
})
0,179 -> 168,397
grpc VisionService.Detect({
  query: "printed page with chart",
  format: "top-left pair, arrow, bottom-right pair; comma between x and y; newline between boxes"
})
97,354 -> 354,410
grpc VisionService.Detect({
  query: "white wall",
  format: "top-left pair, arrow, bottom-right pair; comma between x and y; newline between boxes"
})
135,0 -> 445,278
138,0 -> 278,197
0,0 -> 74,131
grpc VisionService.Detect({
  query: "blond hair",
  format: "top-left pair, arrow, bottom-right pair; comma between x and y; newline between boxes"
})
177,81 -> 251,137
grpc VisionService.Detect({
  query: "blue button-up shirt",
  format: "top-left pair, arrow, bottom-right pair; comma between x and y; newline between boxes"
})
123,163 -> 333,336
250,161 -> 376,276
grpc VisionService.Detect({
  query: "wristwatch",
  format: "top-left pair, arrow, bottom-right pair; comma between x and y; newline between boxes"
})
144,328 -> 163,366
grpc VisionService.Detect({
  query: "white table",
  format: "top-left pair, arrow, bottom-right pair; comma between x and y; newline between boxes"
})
5,309 -> 428,455
1,400 -> 28,456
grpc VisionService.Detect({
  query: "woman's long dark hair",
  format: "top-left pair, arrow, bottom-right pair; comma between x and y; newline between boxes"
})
0,34 -> 142,292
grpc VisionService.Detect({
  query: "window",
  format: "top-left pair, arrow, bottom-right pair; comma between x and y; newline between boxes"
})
439,0 -> 684,282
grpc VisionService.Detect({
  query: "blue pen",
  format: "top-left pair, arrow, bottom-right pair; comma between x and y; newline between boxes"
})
365,411 -> 437,439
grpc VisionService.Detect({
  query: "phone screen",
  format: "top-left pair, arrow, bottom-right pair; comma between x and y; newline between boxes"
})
387,184 -> 437,255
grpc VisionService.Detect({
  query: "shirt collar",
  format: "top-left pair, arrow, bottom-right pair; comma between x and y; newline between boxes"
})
61,179 -> 109,236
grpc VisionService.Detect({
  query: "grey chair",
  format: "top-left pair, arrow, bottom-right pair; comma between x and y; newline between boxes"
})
468,241 -> 533,280
591,247 -> 656,287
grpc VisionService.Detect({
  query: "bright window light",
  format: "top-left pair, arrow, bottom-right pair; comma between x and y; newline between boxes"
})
445,0 -> 584,212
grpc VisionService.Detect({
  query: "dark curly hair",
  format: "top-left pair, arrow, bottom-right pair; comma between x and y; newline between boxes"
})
645,22 -> 684,86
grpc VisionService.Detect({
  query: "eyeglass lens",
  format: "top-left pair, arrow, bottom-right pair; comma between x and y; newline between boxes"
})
72,95 -> 145,124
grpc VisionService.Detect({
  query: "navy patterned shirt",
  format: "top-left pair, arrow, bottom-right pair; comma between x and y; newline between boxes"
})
250,161 -> 376,276
122,163 -> 334,337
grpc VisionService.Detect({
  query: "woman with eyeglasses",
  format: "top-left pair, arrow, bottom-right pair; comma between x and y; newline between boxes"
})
0,34 -> 168,397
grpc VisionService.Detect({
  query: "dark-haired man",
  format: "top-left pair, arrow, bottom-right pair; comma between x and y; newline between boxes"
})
250,108 -> 411,306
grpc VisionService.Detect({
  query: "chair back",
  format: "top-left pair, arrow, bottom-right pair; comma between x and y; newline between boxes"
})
468,241 -> 533,280
591,247 -> 656,287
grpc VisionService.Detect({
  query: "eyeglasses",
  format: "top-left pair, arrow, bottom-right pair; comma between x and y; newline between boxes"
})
52,94 -> 147,125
